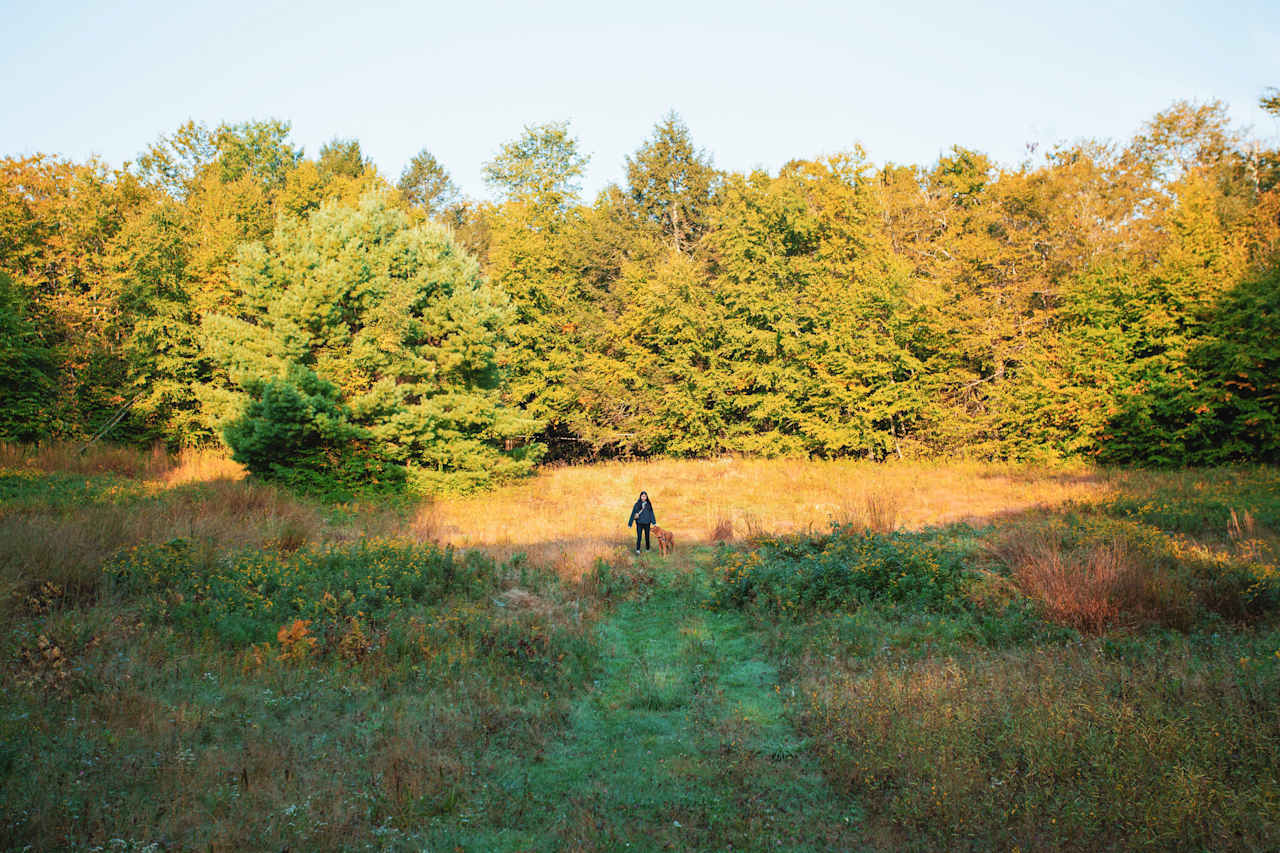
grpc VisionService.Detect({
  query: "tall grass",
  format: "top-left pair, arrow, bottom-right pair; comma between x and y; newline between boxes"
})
0,445 -> 407,614
1,449 -> 604,850
986,506 -> 1279,631
3,542 -> 599,850
989,522 -> 1165,632
706,466 -> 1280,851
794,639 -> 1280,851
0,440 -> 244,481
428,456 -> 1111,573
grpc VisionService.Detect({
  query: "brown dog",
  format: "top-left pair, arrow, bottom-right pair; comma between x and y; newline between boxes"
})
651,524 -> 674,556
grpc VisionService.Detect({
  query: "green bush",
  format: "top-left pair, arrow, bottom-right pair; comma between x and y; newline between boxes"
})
108,538 -> 497,644
709,526 -> 973,615
222,364 -> 402,496
104,538 -> 596,687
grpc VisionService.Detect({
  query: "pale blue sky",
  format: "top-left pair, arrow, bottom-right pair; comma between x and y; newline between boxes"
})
4,0 -> 1277,200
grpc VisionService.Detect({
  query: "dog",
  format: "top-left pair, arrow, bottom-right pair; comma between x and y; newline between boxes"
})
651,524 -> 674,556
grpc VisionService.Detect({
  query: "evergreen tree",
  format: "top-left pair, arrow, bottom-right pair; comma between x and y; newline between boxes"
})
3,100 -> 1280,471
110,197 -> 204,444
610,249 -> 724,455
701,155 -> 927,457
317,138 -> 369,181
222,363 -> 395,493
626,112 -> 719,253
479,123 -> 600,454
1096,170 -> 1262,464
1177,265 -> 1280,463
398,148 -> 461,218
202,193 -> 542,493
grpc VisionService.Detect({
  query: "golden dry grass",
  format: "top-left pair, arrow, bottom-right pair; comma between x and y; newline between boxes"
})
0,444 -> 404,610
0,441 -> 246,484
425,457 -> 1115,577
158,447 -> 247,486
4,442 -> 1240,594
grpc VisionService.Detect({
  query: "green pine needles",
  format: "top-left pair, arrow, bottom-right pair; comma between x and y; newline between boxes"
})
205,193 -> 543,495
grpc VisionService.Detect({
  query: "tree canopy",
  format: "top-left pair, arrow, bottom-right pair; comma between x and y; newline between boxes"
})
2,98 -> 1279,489
203,194 -> 542,493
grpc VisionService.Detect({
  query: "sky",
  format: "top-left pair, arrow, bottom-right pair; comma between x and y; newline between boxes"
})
4,0 -> 1278,201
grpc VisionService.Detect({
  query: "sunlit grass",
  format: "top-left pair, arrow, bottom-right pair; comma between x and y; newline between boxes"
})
426,456 -> 1116,576
7,442 -> 1269,590
0,440 -> 244,482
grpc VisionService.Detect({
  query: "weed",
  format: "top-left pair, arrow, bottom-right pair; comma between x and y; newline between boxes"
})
792,638 -> 1280,851
709,526 -> 973,615
15,633 -> 73,692
275,619 -> 316,661
864,488 -> 899,533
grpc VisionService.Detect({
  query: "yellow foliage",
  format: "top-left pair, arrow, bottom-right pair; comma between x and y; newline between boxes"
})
338,618 -> 371,662
276,619 -> 316,661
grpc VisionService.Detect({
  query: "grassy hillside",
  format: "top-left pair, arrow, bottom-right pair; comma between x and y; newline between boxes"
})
2,444 -> 1277,849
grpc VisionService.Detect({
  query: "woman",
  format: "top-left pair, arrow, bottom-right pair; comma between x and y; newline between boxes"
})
627,490 -> 656,553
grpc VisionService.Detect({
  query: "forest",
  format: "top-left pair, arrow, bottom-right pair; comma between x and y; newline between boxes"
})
4,90 -> 1280,851
3,94 -> 1279,492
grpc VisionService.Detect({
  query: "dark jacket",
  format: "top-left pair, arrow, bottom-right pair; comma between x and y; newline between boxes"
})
628,499 -> 656,527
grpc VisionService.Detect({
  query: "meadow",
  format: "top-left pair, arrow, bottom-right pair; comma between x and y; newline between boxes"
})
2,443 -> 1278,850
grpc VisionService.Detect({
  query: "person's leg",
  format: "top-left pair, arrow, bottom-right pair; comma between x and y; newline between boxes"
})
636,525 -> 642,552
642,523 -> 651,551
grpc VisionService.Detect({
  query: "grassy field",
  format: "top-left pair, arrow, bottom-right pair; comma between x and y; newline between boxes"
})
2,443 -> 1278,850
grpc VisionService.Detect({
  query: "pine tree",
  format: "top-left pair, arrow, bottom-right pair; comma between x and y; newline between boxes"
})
222,363 -> 388,493
202,193 -> 542,493
398,148 -> 461,219
626,112 -> 719,253
479,123 -> 602,454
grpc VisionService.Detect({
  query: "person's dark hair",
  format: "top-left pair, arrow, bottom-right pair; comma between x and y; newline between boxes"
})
638,491 -> 648,501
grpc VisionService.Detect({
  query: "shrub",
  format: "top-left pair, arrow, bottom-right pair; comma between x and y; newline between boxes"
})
222,364 -> 402,496
709,526 -> 972,615
989,521 -> 1180,632
104,537 -> 596,689
107,539 -> 499,645
988,512 -> 1278,630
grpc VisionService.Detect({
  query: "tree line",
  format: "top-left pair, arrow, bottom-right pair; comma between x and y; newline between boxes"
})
2,95 -> 1278,491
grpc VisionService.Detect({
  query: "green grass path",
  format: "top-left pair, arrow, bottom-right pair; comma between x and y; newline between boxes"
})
428,560 -> 865,851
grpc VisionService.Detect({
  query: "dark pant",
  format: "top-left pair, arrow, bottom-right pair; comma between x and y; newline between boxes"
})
635,523 -> 651,551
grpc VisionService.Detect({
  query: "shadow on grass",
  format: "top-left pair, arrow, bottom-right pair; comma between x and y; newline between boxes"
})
423,581 -> 864,851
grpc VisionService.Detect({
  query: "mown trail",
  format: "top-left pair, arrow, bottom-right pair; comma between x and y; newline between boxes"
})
428,555 -> 865,851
